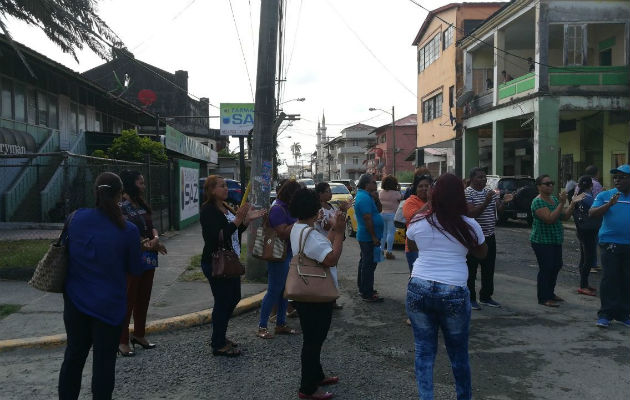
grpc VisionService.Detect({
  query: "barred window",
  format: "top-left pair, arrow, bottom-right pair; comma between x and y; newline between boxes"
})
443,26 -> 454,49
418,34 -> 441,73
422,93 -> 443,123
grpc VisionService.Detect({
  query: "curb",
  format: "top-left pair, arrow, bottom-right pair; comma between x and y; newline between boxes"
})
0,291 -> 266,352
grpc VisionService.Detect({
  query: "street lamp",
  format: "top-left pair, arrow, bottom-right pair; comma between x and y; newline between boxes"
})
279,97 -> 306,105
369,106 -> 396,176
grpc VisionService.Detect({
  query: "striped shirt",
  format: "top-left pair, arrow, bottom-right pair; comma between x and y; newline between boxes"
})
465,187 -> 498,237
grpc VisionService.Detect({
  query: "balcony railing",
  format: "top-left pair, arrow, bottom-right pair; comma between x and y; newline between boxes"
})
498,72 -> 535,100
548,66 -> 629,91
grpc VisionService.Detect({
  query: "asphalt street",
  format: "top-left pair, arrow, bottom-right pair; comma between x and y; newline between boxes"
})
1,222 -> 629,399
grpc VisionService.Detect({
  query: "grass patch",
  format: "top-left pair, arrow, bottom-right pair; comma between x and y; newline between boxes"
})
0,240 -> 50,269
178,254 -> 205,282
0,304 -> 21,319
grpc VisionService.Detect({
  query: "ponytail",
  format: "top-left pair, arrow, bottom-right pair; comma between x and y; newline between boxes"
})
94,172 -> 126,229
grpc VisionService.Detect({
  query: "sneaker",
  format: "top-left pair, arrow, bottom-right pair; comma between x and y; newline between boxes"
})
471,301 -> 482,310
617,319 -> 630,328
596,318 -> 610,328
362,294 -> 384,303
479,298 -> 501,308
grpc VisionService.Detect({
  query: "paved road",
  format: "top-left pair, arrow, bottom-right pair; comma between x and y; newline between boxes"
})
1,223 -> 629,399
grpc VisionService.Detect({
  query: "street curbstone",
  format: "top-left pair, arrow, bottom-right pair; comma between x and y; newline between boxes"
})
0,290 -> 266,352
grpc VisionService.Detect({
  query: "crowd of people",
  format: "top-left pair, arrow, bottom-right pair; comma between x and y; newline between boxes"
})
56,162 -> 629,399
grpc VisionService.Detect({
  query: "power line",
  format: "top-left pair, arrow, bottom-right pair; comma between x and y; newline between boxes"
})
301,111 -> 388,126
325,0 -> 417,99
227,0 -> 255,101
248,0 -> 257,60
131,0 -> 199,53
283,0 -> 303,84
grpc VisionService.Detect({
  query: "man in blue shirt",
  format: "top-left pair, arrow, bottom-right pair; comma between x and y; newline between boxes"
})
355,174 -> 384,302
589,164 -> 630,328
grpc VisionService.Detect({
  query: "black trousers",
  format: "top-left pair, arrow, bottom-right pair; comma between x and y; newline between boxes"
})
576,228 -> 598,289
58,295 -> 122,400
531,243 -> 563,304
466,234 -> 496,302
293,301 -> 334,395
598,243 -> 630,321
202,263 -> 242,350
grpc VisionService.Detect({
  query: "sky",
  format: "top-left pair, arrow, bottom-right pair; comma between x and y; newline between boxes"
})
4,0 -> 493,173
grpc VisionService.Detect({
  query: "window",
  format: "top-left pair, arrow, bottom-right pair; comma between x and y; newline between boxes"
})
422,93 -> 443,123
443,25 -> 454,49
95,112 -> 102,131
14,84 -> 26,122
463,20 -> 484,35
48,95 -> 58,129
565,25 -> 584,66
1,78 -> 12,119
37,92 -> 48,126
27,88 -> 37,125
78,106 -> 86,133
418,34 -> 441,73
449,86 -> 454,108
353,157 -> 359,165
69,103 -> 78,134
352,139 -> 359,147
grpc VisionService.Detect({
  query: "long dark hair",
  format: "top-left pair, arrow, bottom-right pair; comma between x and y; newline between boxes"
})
427,173 -> 479,249
94,172 -> 125,229
120,169 -> 152,213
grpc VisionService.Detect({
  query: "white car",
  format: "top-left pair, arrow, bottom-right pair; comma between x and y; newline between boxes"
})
297,178 -> 316,189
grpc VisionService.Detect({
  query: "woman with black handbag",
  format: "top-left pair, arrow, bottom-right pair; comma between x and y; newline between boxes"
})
200,175 -> 264,357
573,175 -> 602,296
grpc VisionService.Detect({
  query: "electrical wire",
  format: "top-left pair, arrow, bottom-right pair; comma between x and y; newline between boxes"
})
301,111 -> 388,126
282,0 -> 303,85
228,0 -> 255,101
131,0 -> 198,53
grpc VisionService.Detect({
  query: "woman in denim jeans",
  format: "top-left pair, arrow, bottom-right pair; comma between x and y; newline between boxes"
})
405,173 -> 487,400
256,180 -> 302,339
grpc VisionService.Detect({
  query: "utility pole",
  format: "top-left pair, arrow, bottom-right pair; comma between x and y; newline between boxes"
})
246,0 -> 280,281
391,106 -> 396,177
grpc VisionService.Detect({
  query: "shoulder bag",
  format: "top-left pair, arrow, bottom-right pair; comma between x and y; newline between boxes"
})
252,207 -> 288,262
29,211 -> 77,293
284,226 -> 339,303
211,229 -> 245,278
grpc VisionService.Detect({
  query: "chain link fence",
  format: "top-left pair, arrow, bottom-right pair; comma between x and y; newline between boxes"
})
0,152 -> 174,240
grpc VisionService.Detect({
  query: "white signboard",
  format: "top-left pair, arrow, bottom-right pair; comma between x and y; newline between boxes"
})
179,164 -> 199,222
220,103 -> 255,136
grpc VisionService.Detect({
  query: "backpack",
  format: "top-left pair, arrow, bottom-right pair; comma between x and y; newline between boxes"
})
572,199 -> 602,231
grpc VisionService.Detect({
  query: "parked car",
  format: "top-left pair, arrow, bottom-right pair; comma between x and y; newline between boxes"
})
328,182 -> 354,205
199,177 -> 242,207
491,176 -> 537,225
297,178 -> 315,189
330,179 -> 357,195
345,205 -> 406,245
399,182 -> 412,197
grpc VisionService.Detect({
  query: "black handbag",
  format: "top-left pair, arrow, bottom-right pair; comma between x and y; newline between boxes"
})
211,229 -> 245,278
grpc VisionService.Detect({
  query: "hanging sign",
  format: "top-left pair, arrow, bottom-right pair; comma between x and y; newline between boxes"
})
220,103 -> 255,136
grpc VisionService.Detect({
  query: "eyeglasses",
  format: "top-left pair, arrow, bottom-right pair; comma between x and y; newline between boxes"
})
541,181 -> 555,186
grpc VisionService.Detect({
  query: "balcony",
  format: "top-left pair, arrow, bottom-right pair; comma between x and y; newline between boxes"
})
548,66 -> 629,94
336,146 -> 365,155
498,72 -> 536,103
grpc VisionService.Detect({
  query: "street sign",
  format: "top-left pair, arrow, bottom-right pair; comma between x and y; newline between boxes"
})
220,103 -> 255,136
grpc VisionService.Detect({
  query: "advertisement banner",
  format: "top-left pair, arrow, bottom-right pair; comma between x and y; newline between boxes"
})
220,103 -> 255,136
165,126 -> 218,164
177,159 -> 200,229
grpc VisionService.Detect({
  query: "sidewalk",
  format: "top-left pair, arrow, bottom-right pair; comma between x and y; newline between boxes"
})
0,222 -> 267,345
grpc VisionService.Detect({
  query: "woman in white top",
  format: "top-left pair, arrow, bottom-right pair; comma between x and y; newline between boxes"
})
405,173 -> 488,400
289,188 -> 346,400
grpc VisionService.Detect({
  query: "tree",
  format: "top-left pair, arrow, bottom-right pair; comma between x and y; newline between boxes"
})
290,142 -> 301,168
108,129 -> 167,162
0,0 -> 122,65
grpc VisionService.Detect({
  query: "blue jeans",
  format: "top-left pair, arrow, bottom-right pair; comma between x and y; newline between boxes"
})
406,251 -> 419,273
381,212 -> 396,252
406,278 -> 472,400
358,241 -> 377,297
259,251 -> 292,328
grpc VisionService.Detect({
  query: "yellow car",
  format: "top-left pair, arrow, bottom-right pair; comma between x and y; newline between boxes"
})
345,206 -> 406,245
328,183 -> 354,205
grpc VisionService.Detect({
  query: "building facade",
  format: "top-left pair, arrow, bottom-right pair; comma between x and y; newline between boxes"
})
324,123 -> 375,181
411,2 -> 505,175
366,114 -> 418,179
460,0 -> 629,187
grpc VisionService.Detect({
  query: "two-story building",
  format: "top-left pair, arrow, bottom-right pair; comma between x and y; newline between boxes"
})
411,2 -> 505,175
460,0 -> 629,187
367,114 -> 418,179
325,123 -> 375,181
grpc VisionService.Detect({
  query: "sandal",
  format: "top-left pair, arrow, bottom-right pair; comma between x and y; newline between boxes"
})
256,327 -> 275,339
275,325 -> 299,335
212,344 -> 241,357
286,309 -> 298,318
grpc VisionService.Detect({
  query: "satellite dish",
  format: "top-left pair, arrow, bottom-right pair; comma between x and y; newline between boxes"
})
456,90 -> 474,107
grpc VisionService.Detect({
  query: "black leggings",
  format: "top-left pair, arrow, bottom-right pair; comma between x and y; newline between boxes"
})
576,228 -> 598,288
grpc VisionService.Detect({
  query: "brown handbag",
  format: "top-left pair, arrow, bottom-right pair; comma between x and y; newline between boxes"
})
284,226 -> 339,303
211,229 -> 245,278
252,212 -> 287,262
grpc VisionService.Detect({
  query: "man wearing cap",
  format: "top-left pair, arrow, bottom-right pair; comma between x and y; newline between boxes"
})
589,164 -> 630,328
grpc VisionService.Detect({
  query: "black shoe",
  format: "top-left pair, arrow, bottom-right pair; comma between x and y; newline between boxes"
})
130,336 -> 156,350
362,294 -> 384,303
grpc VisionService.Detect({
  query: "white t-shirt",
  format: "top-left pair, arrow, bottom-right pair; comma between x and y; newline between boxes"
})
406,215 -> 484,286
290,223 -> 333,264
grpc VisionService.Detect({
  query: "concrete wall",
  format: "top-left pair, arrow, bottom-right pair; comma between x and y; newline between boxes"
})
602,112 -> 629,188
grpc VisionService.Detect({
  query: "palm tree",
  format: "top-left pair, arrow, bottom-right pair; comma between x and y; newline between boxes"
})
290,142 -> 301,168
0,0 -> 123,75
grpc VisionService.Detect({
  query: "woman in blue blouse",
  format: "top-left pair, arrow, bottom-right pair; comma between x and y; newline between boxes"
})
58,172 -> 143,399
